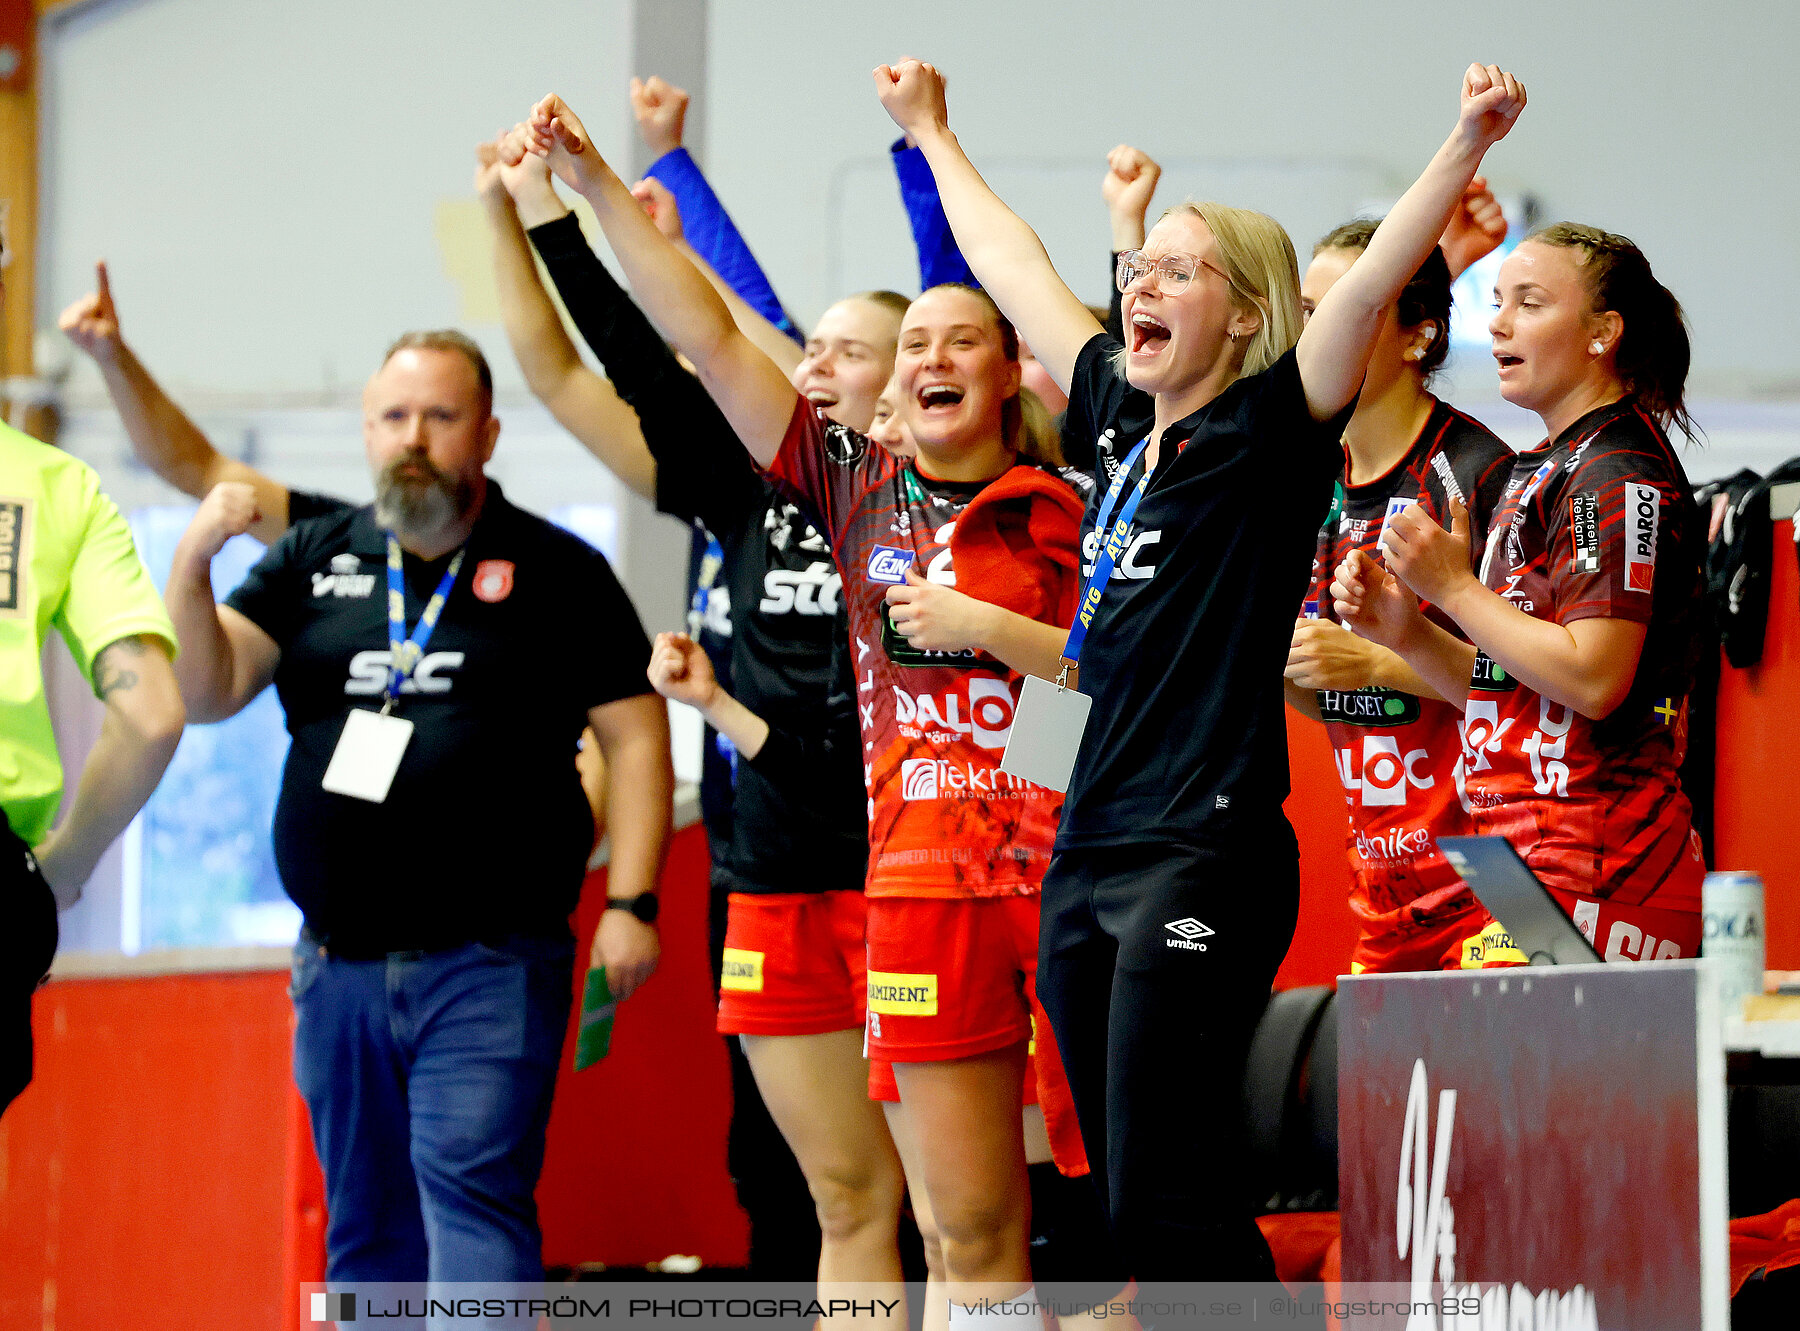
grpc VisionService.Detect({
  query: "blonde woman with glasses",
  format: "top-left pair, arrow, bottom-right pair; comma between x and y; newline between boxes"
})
875,58 -> 1525,1279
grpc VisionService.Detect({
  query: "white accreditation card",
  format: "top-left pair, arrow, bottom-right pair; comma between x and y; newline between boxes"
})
321,708 -> 414,803
999,674 -> 1093,793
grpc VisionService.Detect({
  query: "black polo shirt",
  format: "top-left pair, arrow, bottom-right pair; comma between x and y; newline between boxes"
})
225,484 -> 653,952
1059,335 -> 1354,850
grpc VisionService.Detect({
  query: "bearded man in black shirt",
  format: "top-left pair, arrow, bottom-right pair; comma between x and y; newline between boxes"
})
163,332 -> 672,1285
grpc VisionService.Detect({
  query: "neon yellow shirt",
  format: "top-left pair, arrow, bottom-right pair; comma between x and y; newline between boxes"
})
0,421 -> 176,844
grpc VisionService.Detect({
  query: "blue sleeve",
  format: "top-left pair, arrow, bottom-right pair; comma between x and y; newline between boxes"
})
890,137 -> 977,291
644,148 -> 802,344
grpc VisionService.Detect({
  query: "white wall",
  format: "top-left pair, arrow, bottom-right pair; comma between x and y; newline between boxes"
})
40,0 -> 632,401
703,1 -> 1800,398
32,0 -> 1800,473
36,0 -> 711,630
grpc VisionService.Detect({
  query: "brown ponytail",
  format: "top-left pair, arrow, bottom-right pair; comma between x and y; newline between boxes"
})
1527,223 -> 1698,442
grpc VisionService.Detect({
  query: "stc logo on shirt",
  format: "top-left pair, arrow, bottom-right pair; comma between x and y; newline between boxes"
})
759,561 -> 840,616
1334,736 -> 1435,807
345,649 -> 464,695
1080,527 -> 1160,581
893,677 -> 1016,748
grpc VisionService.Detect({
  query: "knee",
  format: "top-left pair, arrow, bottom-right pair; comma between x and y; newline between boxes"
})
930,1191 -> 1025,1270
809,1158 -> 905,1245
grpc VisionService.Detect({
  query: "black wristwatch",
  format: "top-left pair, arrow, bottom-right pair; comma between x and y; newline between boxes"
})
606,892 -> 660,924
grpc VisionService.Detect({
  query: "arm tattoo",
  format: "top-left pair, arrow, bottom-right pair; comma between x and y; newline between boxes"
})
93,636 -> 149,701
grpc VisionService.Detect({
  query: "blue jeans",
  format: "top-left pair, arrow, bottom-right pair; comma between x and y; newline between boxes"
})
290,933 -> 574,1283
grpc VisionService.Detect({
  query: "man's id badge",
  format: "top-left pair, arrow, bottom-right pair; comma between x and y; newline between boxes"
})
321,708 -> 414,803
999,674 -> 1093,793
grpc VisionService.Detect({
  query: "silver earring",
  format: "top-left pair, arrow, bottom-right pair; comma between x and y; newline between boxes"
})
1590,340 -> 1605,354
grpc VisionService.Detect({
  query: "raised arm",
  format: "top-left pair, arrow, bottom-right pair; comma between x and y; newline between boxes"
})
34,635 -> 184,907
631,177 -> 804,379
1101,145 -> 1161,344
1297,64 -> 1525,421
890,134 -> 978,289
874,60 -> 1101,393
166,484 -> 281,723
475,141 -> 657,501
1103,145 -> 1161,255
59,262 -> 295,545
517,179 -> 763,530
505,96 -> 798,468
633,75 -> 803,343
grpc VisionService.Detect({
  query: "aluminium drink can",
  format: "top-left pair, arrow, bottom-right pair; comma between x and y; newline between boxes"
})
1702,871 -> 1765,1013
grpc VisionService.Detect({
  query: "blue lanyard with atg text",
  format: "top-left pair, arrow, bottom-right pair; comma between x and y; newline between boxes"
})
1059,435 -> 1154,684
384,533 -> 465,712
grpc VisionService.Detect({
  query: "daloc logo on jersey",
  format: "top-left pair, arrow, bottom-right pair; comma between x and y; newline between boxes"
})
867,545 -> 917,585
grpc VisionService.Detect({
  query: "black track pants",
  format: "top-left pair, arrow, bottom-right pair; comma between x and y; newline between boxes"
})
1037,825 -> 1300,1281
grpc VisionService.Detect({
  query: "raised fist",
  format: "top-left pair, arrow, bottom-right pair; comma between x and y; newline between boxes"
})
1438,175 -> 1508,280
519,94 -> 602,191
630,178 -> 684,242
873,58 -> 949,140
630,76 -> 689,158
473,138 -> 509,204
1102,145 -> 1162,222
189,481 -> 261,562
1457,64 -> 1526,151
646,631 -> 719,710
58,261 -> 122,364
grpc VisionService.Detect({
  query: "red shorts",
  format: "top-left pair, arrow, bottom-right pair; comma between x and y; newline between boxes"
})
864,894 -> 1038,1063
863,894 -> 1089,1177
717,891 -> 867,1037
1349,905 -> 1526,974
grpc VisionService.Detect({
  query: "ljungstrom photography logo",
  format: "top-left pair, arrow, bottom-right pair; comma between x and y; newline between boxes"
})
310,1292 -> 355,1323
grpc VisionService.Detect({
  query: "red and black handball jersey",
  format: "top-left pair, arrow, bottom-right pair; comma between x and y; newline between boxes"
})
1463,400 -> 1706,957
1305,399 -> 1513,956
767,401 -> 1077,900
